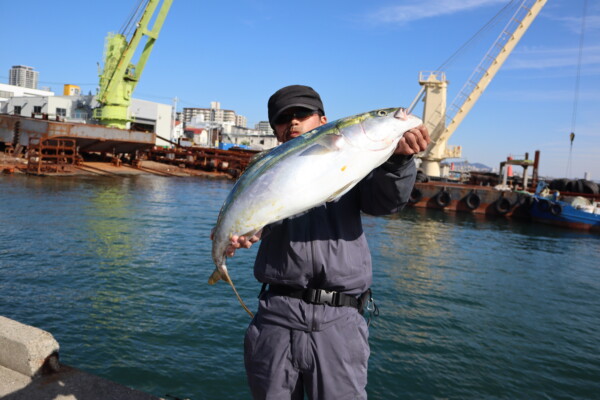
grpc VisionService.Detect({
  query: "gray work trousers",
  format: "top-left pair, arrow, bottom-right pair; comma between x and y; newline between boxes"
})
244,310 -> 370,400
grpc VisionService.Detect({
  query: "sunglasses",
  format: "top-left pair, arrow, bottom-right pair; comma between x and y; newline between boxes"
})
274,109 -> 319,125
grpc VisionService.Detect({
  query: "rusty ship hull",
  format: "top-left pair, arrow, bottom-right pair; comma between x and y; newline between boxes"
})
408,182 -> 533,218
0,114 -> 156,154
408,181 -> 600,233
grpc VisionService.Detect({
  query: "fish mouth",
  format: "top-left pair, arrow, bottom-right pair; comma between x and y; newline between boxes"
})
393,108 -> 409,120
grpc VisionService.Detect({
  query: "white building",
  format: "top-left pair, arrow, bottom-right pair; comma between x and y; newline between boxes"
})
1,94 -> 84,120
185,117 -> 278,150
183,126 -> 209,147
0,83 -> 54,107
129,98 -> 173,145
9,65 -> 39,89
221,126 -> 278,150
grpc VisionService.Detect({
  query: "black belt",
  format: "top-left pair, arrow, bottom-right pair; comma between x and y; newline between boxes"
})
262,284 -> 370,313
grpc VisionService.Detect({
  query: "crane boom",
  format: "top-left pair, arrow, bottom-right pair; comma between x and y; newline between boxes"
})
419,0 -> 547,177
94,0 -> 173,129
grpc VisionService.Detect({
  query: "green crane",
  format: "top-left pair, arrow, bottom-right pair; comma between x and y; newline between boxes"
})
94,0 -> 173,129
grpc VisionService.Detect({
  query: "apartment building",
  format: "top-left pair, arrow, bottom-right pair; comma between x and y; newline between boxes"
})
9,65 -> 39,89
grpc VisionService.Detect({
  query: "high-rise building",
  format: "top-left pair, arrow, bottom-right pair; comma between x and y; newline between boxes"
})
183,102 -> 240,126
236,115 -> 247,128
255,121 -> 273,135
9,65 -> 39,89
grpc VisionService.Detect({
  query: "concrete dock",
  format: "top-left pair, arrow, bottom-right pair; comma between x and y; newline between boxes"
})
0,316 -> 161,400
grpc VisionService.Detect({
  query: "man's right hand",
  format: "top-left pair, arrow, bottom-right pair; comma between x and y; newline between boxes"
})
226,231 -> 262,257
394,124 -> 430,155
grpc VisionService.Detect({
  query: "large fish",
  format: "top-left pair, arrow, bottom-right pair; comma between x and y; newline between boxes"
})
210,107 -> 422,316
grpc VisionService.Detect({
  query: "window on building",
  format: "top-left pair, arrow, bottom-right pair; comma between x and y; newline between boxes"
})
13,106 -> 22,115
73,110 -> 87,119
56,108 -> 67,117
33,106 -> 42,114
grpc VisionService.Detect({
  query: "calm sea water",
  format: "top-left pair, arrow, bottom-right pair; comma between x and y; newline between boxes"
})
1,174 -> 599,399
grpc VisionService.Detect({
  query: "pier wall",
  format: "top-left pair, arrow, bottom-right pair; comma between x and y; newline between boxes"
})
0,315 -> 159,399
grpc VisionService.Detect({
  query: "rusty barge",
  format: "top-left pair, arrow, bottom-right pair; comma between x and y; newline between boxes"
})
0,113 -> 156,175
408,182 -> 532,218
406,150 -> 600,233
0,113 -> 258,177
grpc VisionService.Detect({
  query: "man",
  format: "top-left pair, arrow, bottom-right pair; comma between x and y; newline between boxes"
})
229,85 -> 429,399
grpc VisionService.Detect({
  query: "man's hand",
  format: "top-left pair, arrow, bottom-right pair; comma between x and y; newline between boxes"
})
394,124 -> 430,155
226,232 -> 262,256
211,229 -> 262,257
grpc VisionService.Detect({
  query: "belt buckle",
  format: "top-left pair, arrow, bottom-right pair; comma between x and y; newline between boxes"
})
317,289 -> 335,306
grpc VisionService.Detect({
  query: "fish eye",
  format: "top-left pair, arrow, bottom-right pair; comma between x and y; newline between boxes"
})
377,110 -> 388,116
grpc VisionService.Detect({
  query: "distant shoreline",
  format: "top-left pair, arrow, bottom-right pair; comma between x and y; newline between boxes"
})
0,154 -> 233,179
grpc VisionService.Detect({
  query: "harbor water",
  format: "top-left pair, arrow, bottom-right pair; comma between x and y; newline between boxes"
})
1,174 -> 599,399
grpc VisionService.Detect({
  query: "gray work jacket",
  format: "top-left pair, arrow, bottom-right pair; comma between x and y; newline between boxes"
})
253,154 -> 416,331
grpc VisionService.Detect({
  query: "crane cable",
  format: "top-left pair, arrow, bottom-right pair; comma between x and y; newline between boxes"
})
570,0 -> 588,135
409,1 -> 519,114
436,0 -> 518,71
567,0 -> 588,178
119,0 -> 149,38
119,0 -> 141,35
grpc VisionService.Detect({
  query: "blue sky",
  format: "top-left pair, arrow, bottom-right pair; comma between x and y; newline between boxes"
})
2,0 -> 599,179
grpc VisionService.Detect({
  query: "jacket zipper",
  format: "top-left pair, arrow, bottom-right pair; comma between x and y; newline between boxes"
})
310,209 -> 318,332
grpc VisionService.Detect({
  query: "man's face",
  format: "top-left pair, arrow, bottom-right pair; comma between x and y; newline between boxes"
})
274,107 -> 328,143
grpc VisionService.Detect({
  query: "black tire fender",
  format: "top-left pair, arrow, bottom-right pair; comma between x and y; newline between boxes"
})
435,190 -> 451,208
518,195 -> 535,208
409,187 -> 423,203
495,197 -> 512,215
464,192 -> 481,210
538,198 -> 551,212
550,203 -> 563,216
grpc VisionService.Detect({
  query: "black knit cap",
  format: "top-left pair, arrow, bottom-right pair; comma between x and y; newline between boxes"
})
268,85 -> 325,128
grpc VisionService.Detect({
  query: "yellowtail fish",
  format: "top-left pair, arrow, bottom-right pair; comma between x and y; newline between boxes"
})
210,108 -> 422,316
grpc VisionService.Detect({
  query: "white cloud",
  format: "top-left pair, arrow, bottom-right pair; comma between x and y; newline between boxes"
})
368,0 -> 506,25
505,45 -> 600,70
550,15 -> 600,34
489,88 -> 600,102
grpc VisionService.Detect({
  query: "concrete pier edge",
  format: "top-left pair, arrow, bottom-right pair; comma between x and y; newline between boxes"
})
0,315 -> 161,399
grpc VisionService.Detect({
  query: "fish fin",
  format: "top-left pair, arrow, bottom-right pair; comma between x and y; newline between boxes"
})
208,267 -> 225,285
298,134 -> 341,157
220,268 -> 254,318
326,181 -> 357,202
298,143 -> 332,157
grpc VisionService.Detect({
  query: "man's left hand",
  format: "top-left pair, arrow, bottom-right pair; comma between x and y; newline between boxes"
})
394,124 -> 430,155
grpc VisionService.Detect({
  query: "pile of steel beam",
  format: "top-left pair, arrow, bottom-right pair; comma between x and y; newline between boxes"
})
148,146 -> 260,177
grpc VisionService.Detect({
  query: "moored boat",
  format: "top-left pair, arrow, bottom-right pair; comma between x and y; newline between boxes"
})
528,182 -> 600,232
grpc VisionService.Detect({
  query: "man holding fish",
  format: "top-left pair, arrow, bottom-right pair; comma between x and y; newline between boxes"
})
219,85 -> 430,399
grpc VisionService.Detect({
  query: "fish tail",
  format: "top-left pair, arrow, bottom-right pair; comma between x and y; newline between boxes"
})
208,267 -> 222,285
220,267 -> 254,318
